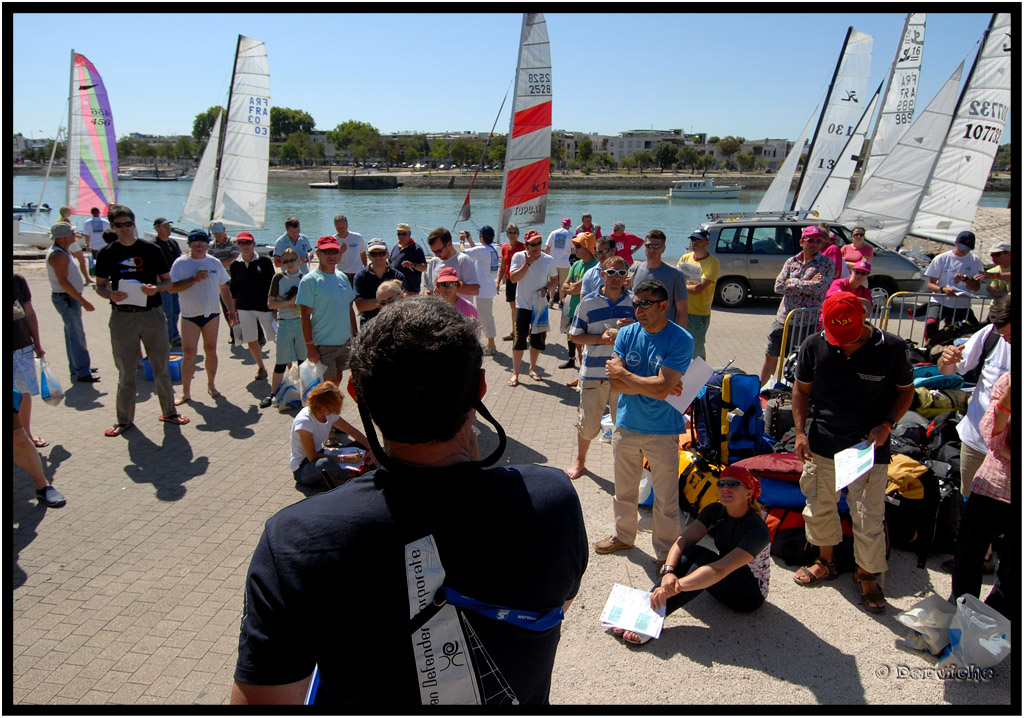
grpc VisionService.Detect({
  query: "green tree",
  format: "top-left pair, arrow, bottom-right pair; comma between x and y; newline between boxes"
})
708,136 -> 721,145
326,120 -> 382,164
279,131 -> 315,166
696,154 -> 717,173
716,136 -> 742,169
678,146 -> 699,174
594,153 -> 616,172
550,136 -> 565,168
633,150 -> 654,172
157,142 -> 177,162
449,137 -> 484,166
577,137 -> 594,165
117,137 -> 136,161
653,141 -> 678,172
174,136 -> 196,160
270,107 -> 316,142
488,135 -> 507,166
430,140 -> 450,167
192,106 -> 224,141
736,152 -> 757,172
620,155 -> 638,173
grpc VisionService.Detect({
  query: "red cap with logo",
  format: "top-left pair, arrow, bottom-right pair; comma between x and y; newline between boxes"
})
822,291 -> 866,346
317,235 -> 341,250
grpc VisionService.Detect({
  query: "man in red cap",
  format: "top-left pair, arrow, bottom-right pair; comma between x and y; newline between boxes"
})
790,292 -> 914,614
296,236 -> 358,386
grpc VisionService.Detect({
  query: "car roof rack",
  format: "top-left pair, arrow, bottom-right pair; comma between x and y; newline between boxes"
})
705,211 -> 802,222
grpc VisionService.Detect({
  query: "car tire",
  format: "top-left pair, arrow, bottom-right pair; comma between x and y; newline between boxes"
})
715,277 -> 750,308
868,276 -> 898,305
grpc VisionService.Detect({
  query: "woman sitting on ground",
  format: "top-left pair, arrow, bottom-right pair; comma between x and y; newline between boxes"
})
289,382 -> 370,488
614,466 -> 771,645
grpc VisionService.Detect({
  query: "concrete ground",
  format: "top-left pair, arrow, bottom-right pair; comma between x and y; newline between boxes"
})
12,258 -> 1011,706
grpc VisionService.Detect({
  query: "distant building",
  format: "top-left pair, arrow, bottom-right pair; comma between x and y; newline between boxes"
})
609,129 -> 706,162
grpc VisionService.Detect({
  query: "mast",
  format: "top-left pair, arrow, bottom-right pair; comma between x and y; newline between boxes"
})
65,48 -> 74,210
790,27 -> 852,211
210,34 -> 242,224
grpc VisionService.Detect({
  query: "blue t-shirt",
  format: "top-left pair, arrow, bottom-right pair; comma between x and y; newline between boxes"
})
296,268 -> 356,346
274,233 -> 314,274
613,320 -> 694,434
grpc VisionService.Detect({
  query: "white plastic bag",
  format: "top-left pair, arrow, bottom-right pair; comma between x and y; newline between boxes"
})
36,357 -> 65,406
599,414 -> 614,443
937,594 -> 1012,670
895,594 -> 957,655
298,359 -> 327,405
638,468 -> 654,507
276,363 -> 302,409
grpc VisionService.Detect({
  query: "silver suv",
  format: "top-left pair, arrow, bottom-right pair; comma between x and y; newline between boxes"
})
700,215 -> 925,308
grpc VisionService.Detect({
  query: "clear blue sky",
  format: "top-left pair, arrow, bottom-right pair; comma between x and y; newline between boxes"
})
12,12 -> 1007,142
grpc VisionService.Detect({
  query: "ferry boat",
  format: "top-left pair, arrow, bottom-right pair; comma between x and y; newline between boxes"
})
668,177 -> 742,199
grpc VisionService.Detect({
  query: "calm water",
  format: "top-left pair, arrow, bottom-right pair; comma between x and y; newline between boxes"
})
13,176 -> 1010,263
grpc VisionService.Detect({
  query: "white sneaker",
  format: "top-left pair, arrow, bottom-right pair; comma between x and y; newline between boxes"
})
271,396 -> 280,408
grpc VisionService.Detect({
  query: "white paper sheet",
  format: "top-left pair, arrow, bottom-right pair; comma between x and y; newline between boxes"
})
599,583 -> 666,639
665,356 -> 715,417
115,279 -> 148,307
677,262 -> 704,283
834,440 -> 875,491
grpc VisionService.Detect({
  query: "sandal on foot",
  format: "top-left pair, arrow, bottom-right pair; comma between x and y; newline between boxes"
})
208,388 -> 222,399
507,377 -> 519,388
853,570 -> 886,614
612,627 -> 652,645
159,414 -> 190,426
529,371 -> 542,381
793,558 -> 838,586
104,423 -> 132,437
32,436 -> 49,448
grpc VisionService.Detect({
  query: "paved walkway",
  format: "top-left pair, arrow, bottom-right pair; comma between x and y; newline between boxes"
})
12,260 -> 1010,706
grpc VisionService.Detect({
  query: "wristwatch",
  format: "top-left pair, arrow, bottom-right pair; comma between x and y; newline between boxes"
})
659,564 -> 676,577
883,418 -> 896,429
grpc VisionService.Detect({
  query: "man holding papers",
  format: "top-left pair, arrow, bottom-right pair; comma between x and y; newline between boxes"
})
595,279 -> 693,566
791,292 -> 913,614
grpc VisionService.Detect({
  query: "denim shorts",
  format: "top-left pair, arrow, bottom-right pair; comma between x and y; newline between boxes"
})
13,345 -> 39,395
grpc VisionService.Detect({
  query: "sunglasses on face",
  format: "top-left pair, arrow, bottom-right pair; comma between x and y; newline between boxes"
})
525,240 -> 543,248
803,238 -> 823,244
397,231 -> 410,236
852,233 -> 865,238
112,221 -> 134,228
645,243 -> 664,250
282,258 -> 298,264
237,240 -> 254,246
716,480 -> 744,489
632,298 -> 662,309
852,270 -> 869,276
319,248 -> 340,255
603,268 -> 629,277
595,247 -> 614,255
368,251 -> 388,258
437,281 -> 458,288
379,295 -> 399,305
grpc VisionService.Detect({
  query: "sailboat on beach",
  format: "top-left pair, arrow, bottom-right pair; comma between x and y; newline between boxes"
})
14,51 -> 119,249
180,35 -> 271,249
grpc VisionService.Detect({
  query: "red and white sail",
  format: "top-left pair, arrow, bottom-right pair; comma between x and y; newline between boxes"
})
498,13 -> 551,231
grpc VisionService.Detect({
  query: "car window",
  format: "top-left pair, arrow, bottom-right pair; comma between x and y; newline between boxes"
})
751,226 -> 794,255
716,227 -> 749,254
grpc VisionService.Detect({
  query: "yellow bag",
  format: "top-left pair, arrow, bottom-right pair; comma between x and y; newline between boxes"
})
678,449 -> 722,519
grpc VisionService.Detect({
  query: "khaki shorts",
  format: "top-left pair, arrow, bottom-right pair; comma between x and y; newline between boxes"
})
576,379 -> 617,440
237,309 -> 276,345
316,340 -> 353,378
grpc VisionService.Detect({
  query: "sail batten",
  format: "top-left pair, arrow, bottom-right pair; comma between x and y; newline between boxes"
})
498,13 -> 551,231
66,52 -> 118,216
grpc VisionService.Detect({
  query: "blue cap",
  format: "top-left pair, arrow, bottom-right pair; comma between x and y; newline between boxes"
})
188,229 -> 211,243
479,225 -> 495,240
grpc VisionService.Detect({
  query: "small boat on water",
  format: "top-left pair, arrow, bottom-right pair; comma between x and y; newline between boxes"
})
668,177 -> 742,199
14,202 -> 51,214
132,166 -> 190,181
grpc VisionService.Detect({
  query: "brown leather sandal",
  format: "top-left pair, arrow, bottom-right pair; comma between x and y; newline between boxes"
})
793,557 -> 838,586
853,570 -> 886,613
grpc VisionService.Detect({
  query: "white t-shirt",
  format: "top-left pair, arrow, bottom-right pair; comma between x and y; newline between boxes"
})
545,227 -> 574,269
82,216 -> 110,246
169,255 -> 231,318
425,252 -> 480,292
954,324 -> 1012,453
925,250 -> 984,309
461,244 -> 500,299
289,407 -> 341,471
335,231 -> 367,274
509,251 -> 557,310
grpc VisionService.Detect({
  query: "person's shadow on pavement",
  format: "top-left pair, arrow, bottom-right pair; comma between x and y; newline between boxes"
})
124,426 -> 209,501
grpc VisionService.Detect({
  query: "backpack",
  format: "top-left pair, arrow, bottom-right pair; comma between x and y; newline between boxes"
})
912,388 -> 969,419
764,395 -> 795,442
691,370 -> 769,465
677,449 -> 722,520
884,455 -> 941,568
962,327 -> 1001,385
931,480 -> 963,554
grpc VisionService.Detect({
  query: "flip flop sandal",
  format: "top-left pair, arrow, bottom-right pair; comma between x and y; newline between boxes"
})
104,423 -> 132,437
612,627 -> 652,645
159,414 -> 191,426
529,371 -> 542,381
793,558 -> 838,586
853,571 -> 887,614
507,377 -> 520,387
32,436 -> 49,448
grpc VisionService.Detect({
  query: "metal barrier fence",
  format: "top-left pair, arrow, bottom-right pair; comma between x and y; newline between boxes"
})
880,291 -> 994,348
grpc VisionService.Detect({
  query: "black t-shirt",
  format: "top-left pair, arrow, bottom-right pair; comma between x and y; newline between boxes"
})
94,238 -> 170,309
795,326 -> 913,462
353,266 -> 406,323
389,242 -> 426,294
695,503 -> 770,559
234,463 -> 588,706
229,256 -> 276,311
13,274 -> 34,351
153,237 -> 182,270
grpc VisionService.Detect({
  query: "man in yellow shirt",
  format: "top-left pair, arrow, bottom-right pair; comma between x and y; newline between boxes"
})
676,229 -> 719,360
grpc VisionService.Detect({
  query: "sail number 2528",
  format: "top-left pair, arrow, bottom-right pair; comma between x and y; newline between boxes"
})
527,72 -> 551,95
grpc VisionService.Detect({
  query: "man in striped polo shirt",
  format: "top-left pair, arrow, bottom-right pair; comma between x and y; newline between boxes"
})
564,255 -> 635,480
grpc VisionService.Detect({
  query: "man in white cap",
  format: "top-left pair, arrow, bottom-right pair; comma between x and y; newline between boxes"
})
46,223 -> 100,383
978,240 -> 1011,298
353,238 -> 405,325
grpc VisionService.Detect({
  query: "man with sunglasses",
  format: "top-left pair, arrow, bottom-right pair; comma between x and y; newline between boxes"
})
626,230 -> 687,327
424,227 -> 479,298
677,228 -> 720,360
580,237 -> 617,298
390,223 -> 426,295
507,229 -> 559,387
978,240 -> 1011,298
565,255 -> 635,480
229,231 -> 277,383
596,279 -> 693,566
758,225 -> 834,388
274,217 -> 313,274
296,236 -> 358,386
557,232 -> 598,376
94,203 -> 188,436
354,238 -> 405,325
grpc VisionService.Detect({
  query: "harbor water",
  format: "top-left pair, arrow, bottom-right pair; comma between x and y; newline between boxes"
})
13,175 -> 1010,263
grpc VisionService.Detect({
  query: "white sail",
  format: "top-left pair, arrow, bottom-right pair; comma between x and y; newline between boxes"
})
179,110 -> 222,227
860,13 -> 927,186
792,28 -> 874,213
910,13 -> 1011,244
837,63 -> 963,249
806,85 -> 880,222
215,36 -> 271,228
756,106 -> 818,213
498,13 -> 551,231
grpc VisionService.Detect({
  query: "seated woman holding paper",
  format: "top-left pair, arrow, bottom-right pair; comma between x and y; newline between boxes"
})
614,465 -> 770,645
289,382 -> 370,489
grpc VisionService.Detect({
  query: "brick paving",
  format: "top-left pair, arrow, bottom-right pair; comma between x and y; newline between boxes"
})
12,255 -> 1010,706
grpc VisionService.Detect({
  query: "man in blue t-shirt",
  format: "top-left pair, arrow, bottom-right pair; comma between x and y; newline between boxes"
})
296,236 -> 357,385
595,279 -> 694,566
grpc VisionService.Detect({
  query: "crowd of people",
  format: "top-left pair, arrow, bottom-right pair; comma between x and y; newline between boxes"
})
13,204 -> 1011,704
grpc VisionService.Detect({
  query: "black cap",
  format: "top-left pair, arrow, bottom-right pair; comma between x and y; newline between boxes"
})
153,218 -> 171,228
955,230 -> 976,250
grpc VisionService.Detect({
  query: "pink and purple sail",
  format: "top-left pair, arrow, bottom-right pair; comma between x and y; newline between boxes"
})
66,52 -> 118,216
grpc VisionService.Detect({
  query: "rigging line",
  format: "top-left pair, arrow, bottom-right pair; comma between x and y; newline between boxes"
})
453,79 -> 514,231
